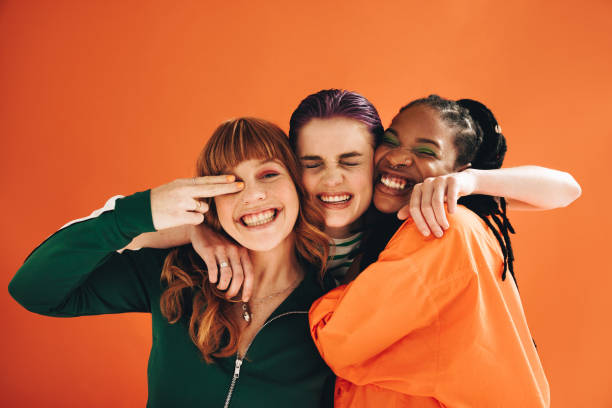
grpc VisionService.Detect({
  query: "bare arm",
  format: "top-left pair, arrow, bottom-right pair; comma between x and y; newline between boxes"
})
468,166 -> 581,210
399,165 -> 582,237
121,225 -> 191,251
122,221 -> 254,302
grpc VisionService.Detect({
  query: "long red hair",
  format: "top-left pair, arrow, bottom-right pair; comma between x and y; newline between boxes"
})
160,118 -> 329,363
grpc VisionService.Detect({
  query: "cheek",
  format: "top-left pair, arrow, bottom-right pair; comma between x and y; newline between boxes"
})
214,196 -> 235,230
285,185 -> 300,219
373,146 -> 389,167
347,167 -> 373,195
300,172 -> 318,197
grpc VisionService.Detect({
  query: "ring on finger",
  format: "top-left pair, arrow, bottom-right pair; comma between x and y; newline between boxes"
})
218,261 -> 230,268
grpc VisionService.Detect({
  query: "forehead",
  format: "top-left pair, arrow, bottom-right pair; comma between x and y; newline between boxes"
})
296,117 -> 373,156
226,158 -> 284,174
390,105 -> 454,146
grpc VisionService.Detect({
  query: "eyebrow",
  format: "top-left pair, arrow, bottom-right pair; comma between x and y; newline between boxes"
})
300,152 -> 363,161
386,128 -> 399,137
299,155 -> 322,161
415,138 -> 440,148
387,128 -> 440,149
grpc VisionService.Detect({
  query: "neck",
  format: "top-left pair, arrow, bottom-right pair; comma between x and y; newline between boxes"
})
247,234 -> 303,299
324,217 -> 364,239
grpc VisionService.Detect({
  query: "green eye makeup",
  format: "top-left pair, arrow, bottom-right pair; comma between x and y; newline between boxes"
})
382,132 -> 400,147
414,147 -> 437,157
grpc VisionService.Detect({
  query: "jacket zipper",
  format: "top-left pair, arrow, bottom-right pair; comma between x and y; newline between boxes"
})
222,311 -> 308,408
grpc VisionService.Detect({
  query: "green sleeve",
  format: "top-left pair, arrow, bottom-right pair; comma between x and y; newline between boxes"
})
8,191 -> 165,317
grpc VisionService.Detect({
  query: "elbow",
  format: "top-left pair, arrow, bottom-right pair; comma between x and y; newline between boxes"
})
560,172 -> 582,207
8,272 -> 53,315
8,275 -> 36,312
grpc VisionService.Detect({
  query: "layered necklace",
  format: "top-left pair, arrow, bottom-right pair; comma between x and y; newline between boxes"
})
241,274 -> 303,324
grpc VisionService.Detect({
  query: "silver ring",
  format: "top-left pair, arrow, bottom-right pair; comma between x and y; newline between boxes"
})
218,261 -> 229,268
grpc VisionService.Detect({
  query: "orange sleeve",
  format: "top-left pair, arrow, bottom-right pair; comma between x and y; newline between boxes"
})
309,215 -> 479,392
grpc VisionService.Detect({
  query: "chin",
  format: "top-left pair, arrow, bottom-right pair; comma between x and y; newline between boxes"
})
373,194 -> 404,214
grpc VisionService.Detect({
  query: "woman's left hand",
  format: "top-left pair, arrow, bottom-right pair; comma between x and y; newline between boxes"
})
397,170 -> 477,238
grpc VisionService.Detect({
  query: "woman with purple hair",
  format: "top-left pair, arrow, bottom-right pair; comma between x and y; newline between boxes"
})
126,89 -> 580,295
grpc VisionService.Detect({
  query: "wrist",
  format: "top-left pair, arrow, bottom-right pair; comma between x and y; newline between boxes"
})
462,168 -> 480,195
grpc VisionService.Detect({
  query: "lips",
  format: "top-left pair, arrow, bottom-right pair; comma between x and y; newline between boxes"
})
239,208 -> 280,227
317,192 -> 353,209
375,171 -> 417,196
380,174 -> 407,190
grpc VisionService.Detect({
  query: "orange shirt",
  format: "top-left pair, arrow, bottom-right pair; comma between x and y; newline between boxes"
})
309,206 -> 550,407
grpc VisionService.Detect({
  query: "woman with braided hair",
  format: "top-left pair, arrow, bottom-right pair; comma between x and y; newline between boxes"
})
309,95 -> 551,407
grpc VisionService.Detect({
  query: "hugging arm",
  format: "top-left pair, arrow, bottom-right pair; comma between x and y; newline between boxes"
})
8,192 -> 159,316
399,165 -> 582,237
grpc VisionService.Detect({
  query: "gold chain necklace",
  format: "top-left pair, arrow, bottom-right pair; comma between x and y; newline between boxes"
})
241,274 -> 303,324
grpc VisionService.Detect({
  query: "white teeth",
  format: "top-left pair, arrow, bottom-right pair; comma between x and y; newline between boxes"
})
380,174 -> 407,190
319,194 -> 351,203
242,210 -> 276,226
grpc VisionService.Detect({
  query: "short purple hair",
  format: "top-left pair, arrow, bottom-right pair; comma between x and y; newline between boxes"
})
288,89 -> 384,151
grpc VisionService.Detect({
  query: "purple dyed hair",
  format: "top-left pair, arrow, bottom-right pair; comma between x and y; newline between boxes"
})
288,89 -> 384,151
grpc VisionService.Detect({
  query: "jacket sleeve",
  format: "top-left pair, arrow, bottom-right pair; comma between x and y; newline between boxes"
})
309,217 -> 477,390
8,191 -> 163,317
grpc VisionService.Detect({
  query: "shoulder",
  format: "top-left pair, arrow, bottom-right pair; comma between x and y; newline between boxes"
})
387,206 -> 493,249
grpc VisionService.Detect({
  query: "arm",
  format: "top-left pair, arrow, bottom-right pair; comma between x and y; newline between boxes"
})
468,166 -> 581,210
125,220 -> 254,302
9,176 -> 244,315
400,165 -> 582,237
122,225 -> 190,251
8,192 -> 159,316
309,215 -> 475,389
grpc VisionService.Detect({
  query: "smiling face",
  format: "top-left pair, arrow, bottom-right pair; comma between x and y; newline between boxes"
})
373,104 -> 463,214
296,117 -> 375,238
214,159 -> 299,252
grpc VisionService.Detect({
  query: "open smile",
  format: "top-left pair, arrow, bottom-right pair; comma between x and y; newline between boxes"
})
375,172 -> 417,196
317,192 -> 353,209
239,208 -> 281,228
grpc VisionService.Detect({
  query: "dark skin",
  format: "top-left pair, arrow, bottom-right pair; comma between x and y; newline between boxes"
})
372,104 -> 469,214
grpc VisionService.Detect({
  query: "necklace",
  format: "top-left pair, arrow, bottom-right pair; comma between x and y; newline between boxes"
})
241,274 -> 303,324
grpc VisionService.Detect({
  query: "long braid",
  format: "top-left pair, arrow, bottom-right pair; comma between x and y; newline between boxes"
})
455,98 -> 517,284
406,96 -> 517,284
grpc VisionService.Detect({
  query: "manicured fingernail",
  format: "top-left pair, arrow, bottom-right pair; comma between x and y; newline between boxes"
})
434,231 -> 443,238
236,182 -> 244,189
422,230 -> 430,237
226,175 -> 235,182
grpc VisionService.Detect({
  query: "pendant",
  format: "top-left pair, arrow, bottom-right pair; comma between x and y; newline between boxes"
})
241,303 -> 251,323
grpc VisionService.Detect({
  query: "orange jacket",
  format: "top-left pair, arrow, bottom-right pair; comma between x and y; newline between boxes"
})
310,206 -> 550,407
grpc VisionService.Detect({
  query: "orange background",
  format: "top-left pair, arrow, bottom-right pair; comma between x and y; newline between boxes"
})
1,1 -> 610,406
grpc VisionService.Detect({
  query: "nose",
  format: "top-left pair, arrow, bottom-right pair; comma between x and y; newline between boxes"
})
241,182 -> 266,204
321,167 -> 343,187
386,148 -> 414,169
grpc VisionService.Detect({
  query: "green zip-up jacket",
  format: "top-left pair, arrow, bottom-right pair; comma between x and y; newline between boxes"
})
9,191 -> 334,408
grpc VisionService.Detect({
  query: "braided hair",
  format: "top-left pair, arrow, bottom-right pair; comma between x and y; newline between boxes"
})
402,95 -> 517,284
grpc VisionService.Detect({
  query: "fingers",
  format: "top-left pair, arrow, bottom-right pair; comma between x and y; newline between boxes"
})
239,249 -> 254,302
447,177 -> 460,214
225,248 -> 244,299
192,200 -> 209,214
183,212 -> 205,226
397,203 -> 411,220
197,246 -> 218,284
431,178 -> 449,231
216,254 -> 233,291
188,181 -> 244,198
419,178 -> 444,238
191,175 -> 235,184
409,184 -> 431,237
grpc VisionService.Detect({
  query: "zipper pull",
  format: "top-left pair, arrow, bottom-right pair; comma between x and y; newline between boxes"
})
233,358 -> 243,378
